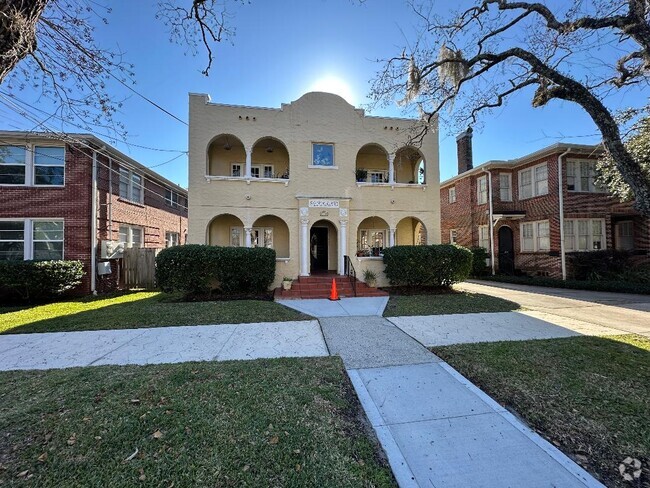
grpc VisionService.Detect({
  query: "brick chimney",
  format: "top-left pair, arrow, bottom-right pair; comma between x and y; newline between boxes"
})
456,127 -> 473,174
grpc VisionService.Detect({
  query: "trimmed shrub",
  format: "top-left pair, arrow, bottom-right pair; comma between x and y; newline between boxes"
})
0,260 -> 85,303
481,275 -> 650,295
566,250 -> 630,280
382,244 -> 472,288
156,245 -> 276,296
470,246 -> 490,277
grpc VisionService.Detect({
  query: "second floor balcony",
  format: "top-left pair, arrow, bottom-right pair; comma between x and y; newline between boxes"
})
355,143 -> 426,186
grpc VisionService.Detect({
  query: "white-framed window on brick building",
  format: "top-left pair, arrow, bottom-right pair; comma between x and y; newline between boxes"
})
477,176 -> 488,204
519,163 -> 548,199
520,220 -> 550,252
448,186 -> 457,203
165,189 -> 182,208
478,225 -> 489,250
165,231 -> 180,248
564,218 -> 605,251
119,225 -> 143,248
0,144 -> 65,186
450,229 -> 458,244
119,168 -> 143,203
0,219 -> 64,261
499,173 -> 512,201
566,160 -> 605,193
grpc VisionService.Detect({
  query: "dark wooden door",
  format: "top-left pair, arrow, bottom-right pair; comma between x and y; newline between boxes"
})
310,227 -> 329,272
498,226 -> 515,275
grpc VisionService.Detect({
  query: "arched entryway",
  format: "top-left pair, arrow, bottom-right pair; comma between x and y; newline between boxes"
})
396,217 -> 427,246
357,216 -> 390,257
310,220 -> 337,274
498,226 -> 515,275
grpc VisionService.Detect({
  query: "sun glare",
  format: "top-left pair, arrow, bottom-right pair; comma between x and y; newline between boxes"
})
309,76 -> 356,105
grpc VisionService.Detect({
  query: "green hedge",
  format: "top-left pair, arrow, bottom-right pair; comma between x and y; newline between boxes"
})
470,246 -> 490,277
156,245 -> 276,296
0,260 -> 85,303
481,275 -> 650,295
382,244 -> 472,288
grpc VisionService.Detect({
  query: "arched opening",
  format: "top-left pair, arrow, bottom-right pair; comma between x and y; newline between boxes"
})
357,216 -> 390,257
310,219 -> 337,273
252,215 -> 290,258
394,147 -> 425,184
396,217 -> 427,246
207,134 -> 246,177
251,137 -> 290,179
355,143 -> 389,183
207,214 -> 245,246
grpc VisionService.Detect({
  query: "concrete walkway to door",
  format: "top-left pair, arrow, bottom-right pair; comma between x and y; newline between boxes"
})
313,303 -> 603,487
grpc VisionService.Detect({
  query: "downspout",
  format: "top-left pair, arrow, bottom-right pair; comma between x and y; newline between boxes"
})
108,157 -> 113,239
558,148 -> 571,280
484,169 -> 496,275
90,150 -> 98,295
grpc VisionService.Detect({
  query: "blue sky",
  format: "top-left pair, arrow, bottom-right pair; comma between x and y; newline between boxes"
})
4,0 -> 646,187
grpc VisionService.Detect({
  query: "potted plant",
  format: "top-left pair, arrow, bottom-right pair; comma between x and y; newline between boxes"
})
355,168 -> 368,182
282,276 -> 293,290
363,269 -> 377,287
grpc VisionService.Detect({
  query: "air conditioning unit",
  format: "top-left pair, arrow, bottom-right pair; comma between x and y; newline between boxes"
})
101,240 -> 125,259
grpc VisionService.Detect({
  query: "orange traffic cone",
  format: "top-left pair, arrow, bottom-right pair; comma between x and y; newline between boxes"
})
329,278 -> 340,301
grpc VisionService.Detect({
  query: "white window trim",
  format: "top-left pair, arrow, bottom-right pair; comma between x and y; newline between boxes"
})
0,218 -> 64,260
566,159 -> 606,193
564,218 -> 606,251
358,228 -> 388,253
518,162 -> 548,200
477,175 -> 488,205
449,228 -> 458,244
0,144 -> 66,187
231,163 -> 243,177
119,225 -> 144,249
520,220 -> 550,253
448,186 -> 457,203
499,173 -> 512,201
230,227 -> 274,248
478,225 -> 489,250
165,231 -> 180,248
165,189 -> 182,208
119,167 -> 144,203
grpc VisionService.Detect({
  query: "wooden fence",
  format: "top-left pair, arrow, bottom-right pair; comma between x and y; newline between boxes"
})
122,248 -> 159,289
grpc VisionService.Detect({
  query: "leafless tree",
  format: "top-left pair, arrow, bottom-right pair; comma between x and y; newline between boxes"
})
0,0 -> 242,137
372,0 -> 650,215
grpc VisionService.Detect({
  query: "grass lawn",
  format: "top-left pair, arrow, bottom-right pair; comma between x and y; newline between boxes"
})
0,357 -> 395,487
0,292 -> 312,335
383,291 -> 520,317
433,335 -> 650,487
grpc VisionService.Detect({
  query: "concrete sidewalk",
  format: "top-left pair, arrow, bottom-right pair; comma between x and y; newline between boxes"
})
277,296 -> 389,317
0,321 -> 328,371
321,316 -> 603,488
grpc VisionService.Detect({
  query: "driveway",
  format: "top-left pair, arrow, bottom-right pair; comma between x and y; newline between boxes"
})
457,280 -> 650,336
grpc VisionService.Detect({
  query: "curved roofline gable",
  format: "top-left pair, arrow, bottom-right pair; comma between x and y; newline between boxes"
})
282,91 -> 365,116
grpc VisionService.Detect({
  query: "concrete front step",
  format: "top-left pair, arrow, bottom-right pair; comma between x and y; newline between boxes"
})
275,276 -> 388,299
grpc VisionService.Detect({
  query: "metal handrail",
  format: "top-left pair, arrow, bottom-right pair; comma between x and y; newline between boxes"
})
344,255 -> 357,297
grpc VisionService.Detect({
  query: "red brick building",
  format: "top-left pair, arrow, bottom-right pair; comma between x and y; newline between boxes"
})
0,131 -> 188,294
440,129 -> 650,278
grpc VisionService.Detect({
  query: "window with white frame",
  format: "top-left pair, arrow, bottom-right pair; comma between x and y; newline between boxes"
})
119,168 -> 143,202
566,160 -> 605,193
0,219 -> 64,261
119,225 -> 143,248
262,164 -> 274,178
564,218 -> 605,251
230,227 -> 241,246
358,229 -> 387,255
448,186 -> 457,203
478,225 -> 489,250
165,231 -> 180,248
615,221 -> 634,251
499,173 -> 512,201
165,189 -> 182,208
450,229 -> 458,244
521,220 -> 550,252
250,166 -> 260,178
519,163 -> 548,199
231,163 -> 242,177
477,175 -> 488,204
0,145 -> 65,186
369,170 -> 386,183
230,227 -> 273,248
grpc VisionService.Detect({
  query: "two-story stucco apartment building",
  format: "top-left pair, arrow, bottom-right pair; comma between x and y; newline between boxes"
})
440,129 -> 650,279
0,131 -> 188,294
188,92 -> 440,291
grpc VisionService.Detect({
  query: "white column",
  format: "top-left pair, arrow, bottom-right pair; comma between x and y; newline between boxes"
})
300,218 -> 310,276
245,146 -> 252,178
244,227 -> 253,248
389,228 -> 396,247
388,154 -> 395,184
338,220 -> 348,274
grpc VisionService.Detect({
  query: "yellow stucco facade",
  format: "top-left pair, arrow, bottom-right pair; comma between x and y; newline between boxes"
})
188,92 -> 440,287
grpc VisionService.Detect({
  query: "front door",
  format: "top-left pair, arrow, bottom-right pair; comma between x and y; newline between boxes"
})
498,226 -> 515,275
310,227 -> 329,273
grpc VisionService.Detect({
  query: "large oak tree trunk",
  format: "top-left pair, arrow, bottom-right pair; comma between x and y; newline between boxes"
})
0,0 -> 48,84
